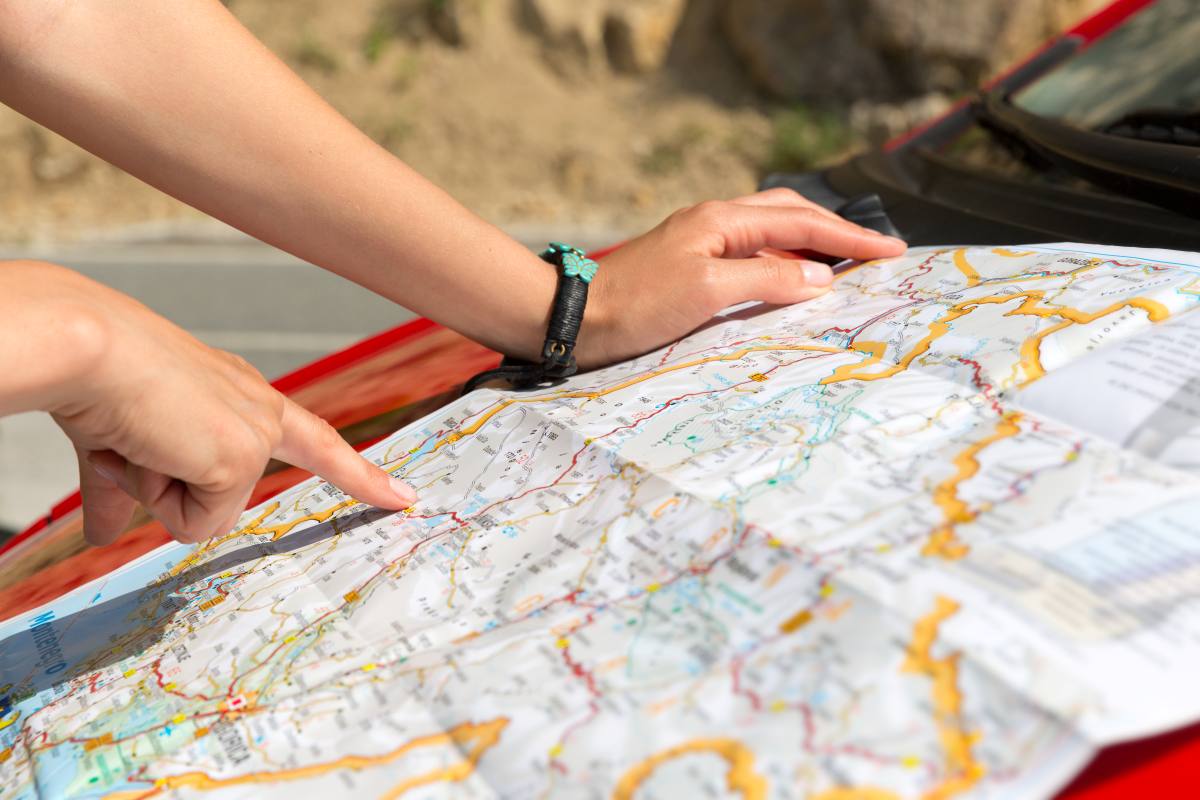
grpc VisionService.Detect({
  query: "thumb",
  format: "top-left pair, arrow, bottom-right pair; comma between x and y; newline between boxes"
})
710,256 -> 835,311
78,448 -> 137,547
273,397 -> 417,510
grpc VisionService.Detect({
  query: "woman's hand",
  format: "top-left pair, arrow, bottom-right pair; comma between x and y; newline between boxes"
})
575,188 -> 907,368
0,261 -> 416,547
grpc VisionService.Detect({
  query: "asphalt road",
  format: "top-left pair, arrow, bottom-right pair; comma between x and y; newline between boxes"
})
0,225 -> 623,533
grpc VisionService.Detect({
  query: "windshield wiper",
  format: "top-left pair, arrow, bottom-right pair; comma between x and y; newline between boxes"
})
972,91 -> 1200,219
1102,108 -> 1200,148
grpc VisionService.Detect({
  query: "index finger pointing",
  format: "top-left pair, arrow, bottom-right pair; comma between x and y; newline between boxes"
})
273,397 -> 416,510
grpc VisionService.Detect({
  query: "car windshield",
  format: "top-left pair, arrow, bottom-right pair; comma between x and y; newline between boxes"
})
1013,0 -> 1200,129
936,0 -> 1200,205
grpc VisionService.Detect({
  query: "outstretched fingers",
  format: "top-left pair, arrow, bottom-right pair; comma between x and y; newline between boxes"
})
697,202 -> 906,261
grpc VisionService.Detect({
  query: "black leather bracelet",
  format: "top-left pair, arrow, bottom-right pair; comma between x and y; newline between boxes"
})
463,243 -> 599,394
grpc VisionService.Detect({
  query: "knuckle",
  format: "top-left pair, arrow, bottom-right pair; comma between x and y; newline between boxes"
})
761,258 -> 786,285
663,207 -> 695,239
689,199 -> 727,228
243,436 -> 273,471
204,438 -> 265,489
312,416 -> 345,449
761,186 -> 800,203
696,261 -> 726,304
266,388 -> 286,418
251,411 -> 284,451
200,461 -> 238,491
764,259 -> 802,296
223,351 -> 256,374
224,351 -> 270,387
307,411 -> 338,438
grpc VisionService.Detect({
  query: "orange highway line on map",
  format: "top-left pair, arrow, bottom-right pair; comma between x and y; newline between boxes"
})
171,497 -> 363,580
1012,295 -> 1169,382
820,291 -> 1169,386
953,247 -> 1050,286
103,718 -> 508,800
922,412 -> 1023,560
444,527 -> 476,609
903,596 -> 984,800
168,503 -> 280,577
811,596 -> 981,800
172,480 -> 399,574
814,790 -> 901,800
611,738 -> 768,800
990,248 -> 1037,258
244,500 -> 358,541
952,248 -> 981,287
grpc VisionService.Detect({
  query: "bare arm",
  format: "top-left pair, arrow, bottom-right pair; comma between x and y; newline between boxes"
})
0,0 -> 904,369
0,0 -> 558,359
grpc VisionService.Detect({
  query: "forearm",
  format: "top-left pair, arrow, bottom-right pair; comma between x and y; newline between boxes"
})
0,0 -> 554,360
0,261 -> 110,416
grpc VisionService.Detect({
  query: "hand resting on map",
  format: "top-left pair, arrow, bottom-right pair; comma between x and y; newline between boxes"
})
0,261 -> 418,546
576,188 -> 905,367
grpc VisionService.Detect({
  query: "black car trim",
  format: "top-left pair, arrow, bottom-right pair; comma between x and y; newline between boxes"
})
974,91 -> 1200,219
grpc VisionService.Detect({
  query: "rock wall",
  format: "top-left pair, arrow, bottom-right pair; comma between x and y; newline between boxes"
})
484,0 -> 1108,96
722,0 -> 1108,101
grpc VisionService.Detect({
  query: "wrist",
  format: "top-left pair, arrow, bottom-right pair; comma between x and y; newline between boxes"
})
464,243 -> 609,392
573,262 -> 615,370
36,265 -> 117,414
0,261 -> 115,415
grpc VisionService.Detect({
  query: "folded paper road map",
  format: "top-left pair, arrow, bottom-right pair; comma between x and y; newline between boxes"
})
2,243 -> 1199,799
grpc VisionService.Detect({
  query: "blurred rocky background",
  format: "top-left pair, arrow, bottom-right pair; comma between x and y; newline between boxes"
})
0,0 -> 1107,242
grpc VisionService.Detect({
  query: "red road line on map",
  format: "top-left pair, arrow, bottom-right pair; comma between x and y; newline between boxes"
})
730,655 -> 764,712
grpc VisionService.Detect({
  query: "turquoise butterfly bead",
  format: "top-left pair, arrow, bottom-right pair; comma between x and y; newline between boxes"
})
561,250 -> 599,283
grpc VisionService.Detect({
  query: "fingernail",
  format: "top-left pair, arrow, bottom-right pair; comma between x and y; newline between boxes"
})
885,236 -> 907,248
863,227 -> 884,236
389,476 -> 417,506
801,262 -> 834,287
91,462 -> 116,483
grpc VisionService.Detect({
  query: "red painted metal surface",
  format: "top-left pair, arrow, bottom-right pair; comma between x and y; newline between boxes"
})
1061,722 -> 1200,797
1069,0 -> 1157,42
